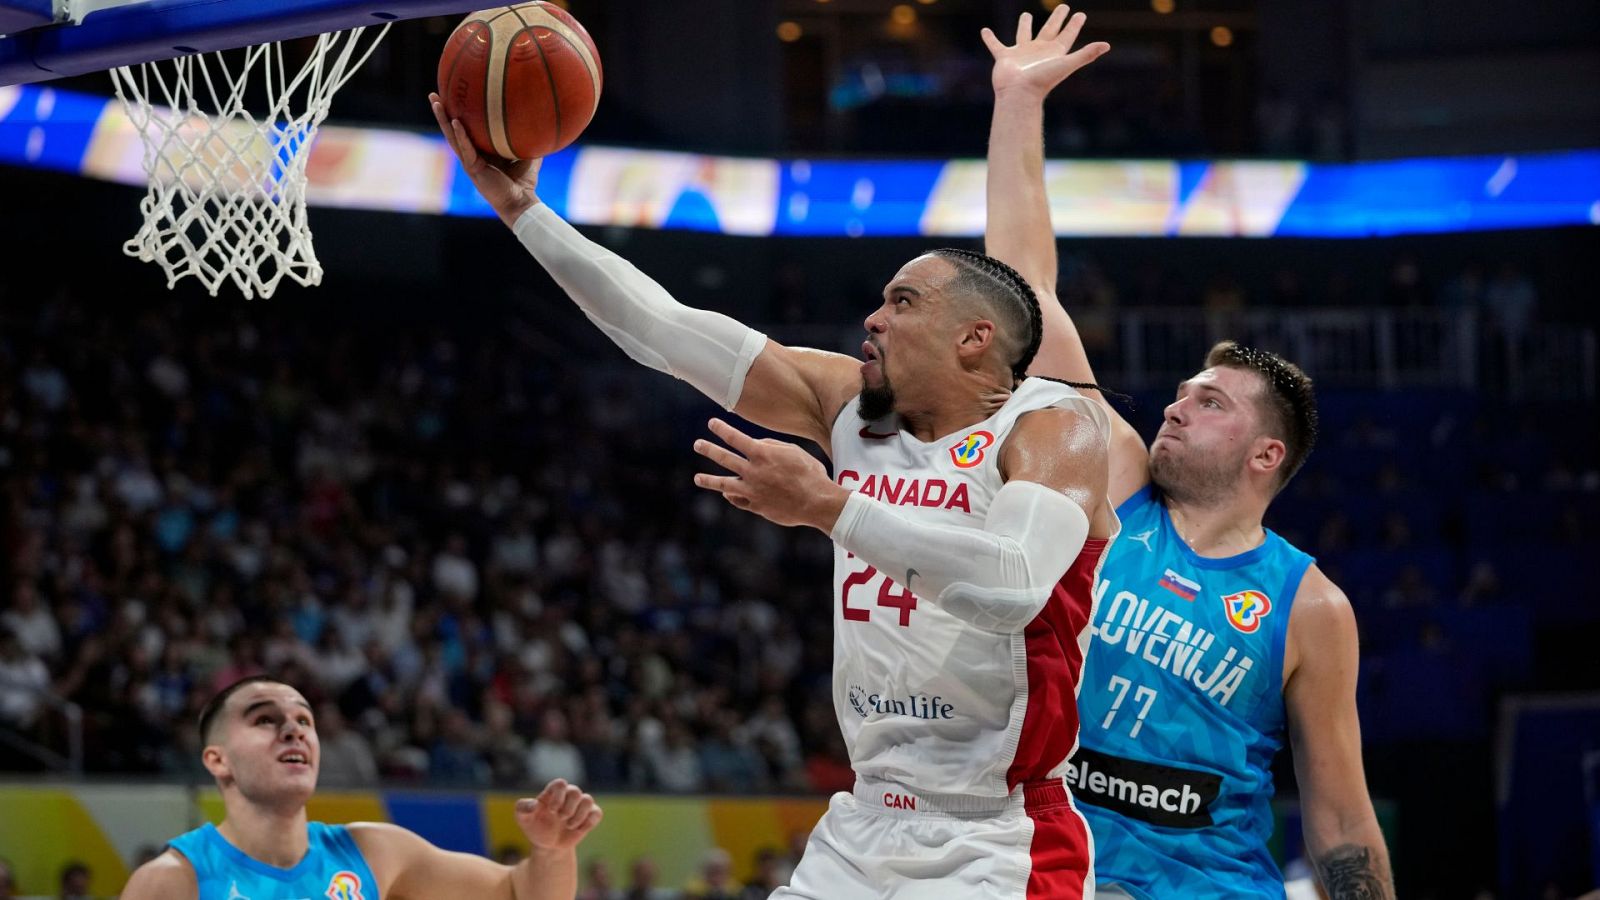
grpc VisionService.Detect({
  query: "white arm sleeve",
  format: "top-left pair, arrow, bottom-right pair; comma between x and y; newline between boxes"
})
513,203 -> 768,410
830,479 -> 1091,633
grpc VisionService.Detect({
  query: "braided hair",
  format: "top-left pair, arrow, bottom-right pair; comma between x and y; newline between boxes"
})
930,248 -> 1043,382
928,248 -> 1123,401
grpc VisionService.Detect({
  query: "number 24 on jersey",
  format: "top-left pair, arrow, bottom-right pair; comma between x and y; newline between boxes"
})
841,553 -> 918,626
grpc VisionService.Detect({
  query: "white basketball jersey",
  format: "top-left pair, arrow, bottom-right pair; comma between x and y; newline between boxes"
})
828,378 -> 1116,799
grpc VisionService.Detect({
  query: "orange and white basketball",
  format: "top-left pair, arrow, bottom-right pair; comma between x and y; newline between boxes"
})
436,2 -> 602,160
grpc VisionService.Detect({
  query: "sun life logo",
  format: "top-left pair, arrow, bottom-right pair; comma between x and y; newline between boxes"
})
325,871 -> 364,900
1222,590 -> 1272,634
948,430 -> 996,469
847,684 -> 870,718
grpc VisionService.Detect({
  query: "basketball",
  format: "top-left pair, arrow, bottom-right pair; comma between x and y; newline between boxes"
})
437,2 -> 602,161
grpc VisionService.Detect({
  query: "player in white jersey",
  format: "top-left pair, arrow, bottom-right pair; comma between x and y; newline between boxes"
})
432,15 -> 1114,896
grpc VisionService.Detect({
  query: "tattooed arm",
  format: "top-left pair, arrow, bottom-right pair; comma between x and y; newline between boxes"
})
1313,844 -> 1390,899
1283,567 -> 1395,900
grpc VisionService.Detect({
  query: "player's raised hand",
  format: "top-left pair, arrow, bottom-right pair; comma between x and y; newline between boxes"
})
515,779 -> 603,851
693,418 -> 845,530
982,6 -> 1109,101
429,92 -> 542,228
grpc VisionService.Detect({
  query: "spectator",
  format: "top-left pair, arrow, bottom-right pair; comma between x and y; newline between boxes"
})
526,707 -> 586,786
2,581 -> 61,663
579,859 -> 623,900
698,710 -> 766,794
683,847 -> 740,900
644,720 -> 704,793
482,699 -> 531,785
624,857 -> 675,900
433,534 -> 480,601
316,702 -> 379,787
0,857 -> 15,900
803,729 -> 854,795
743,696 -> 802,777
58,861 -> 90,900
428,707 -> 487,786
739,848 -> 785,900
0,629 -> 50,731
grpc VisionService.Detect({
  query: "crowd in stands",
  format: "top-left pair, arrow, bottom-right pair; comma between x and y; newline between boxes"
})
0,288 -> 849,793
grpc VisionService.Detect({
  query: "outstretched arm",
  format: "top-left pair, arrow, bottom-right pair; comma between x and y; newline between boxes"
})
354,779 -> 602,900
430,96 -> 860,450
691,408 -> 1111,632
982,7 -> 1106,300
980,13 -> 1148,503
1285,569 -> 1395,900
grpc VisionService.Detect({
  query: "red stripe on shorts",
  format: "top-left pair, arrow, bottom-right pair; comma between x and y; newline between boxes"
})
1025,796 -> 1092,900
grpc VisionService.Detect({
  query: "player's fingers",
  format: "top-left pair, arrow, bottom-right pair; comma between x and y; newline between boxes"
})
694,474 -> 742,493
1039,4 -> 1071,41
707,418 -> 761,454
429,97 -> 458,147
565,793 -> 597,826
980,27 -> 1005,56
557,783 -> 585,818
1015,11 -> 1033,43
450,119 -> 482,169
537,778 -> 568,804
1058,11 -> 1088,49
693,438 -> 748,475
572,806 -> 603,833
1064,41 -> 1111,72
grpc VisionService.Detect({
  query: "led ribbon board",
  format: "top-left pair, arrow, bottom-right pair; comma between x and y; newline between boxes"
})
3,82 -> 1598,238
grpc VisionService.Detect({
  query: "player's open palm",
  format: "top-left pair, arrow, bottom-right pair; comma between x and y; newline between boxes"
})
693,418 -> 836,529
429,92 -> 541,226
983,6 -> 1109,101
516,779 -> 603,851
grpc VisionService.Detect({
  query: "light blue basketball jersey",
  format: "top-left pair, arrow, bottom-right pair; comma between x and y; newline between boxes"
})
167,821 -> 379,900
1073,485 -> 1313,900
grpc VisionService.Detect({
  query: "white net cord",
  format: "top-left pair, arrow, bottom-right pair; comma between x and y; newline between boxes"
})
109,26 -> 390,299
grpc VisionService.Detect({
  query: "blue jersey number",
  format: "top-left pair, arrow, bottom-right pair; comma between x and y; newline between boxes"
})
1102,675 -> 1159,739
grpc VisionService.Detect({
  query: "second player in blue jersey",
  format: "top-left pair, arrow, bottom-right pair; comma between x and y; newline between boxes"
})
980,9 -> 1394,897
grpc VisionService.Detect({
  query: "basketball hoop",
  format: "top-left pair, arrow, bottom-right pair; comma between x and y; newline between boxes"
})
109,26 -> 390,299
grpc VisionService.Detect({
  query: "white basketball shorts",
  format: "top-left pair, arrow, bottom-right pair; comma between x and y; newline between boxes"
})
771,777 -> 1095,900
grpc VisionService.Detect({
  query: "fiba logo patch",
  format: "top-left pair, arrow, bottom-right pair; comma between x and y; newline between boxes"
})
1222,590 -> 1272,634
948,430 -> 995,469
847,684 -> 870,718
325,871 -> 365,900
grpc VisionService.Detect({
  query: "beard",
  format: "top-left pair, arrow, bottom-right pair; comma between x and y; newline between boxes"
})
858,380 -> 895,421
1148,442 -> 1240,507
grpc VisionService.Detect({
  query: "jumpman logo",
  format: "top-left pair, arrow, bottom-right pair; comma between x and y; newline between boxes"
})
1128,528 -> 1156,552
227,882 -> 251,900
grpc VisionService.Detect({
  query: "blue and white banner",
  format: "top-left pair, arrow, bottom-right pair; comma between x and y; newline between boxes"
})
3,82 -> 1597,238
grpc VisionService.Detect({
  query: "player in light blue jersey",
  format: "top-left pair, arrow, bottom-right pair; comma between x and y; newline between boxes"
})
121,676 -> 603,900
980,8 -> 1394,899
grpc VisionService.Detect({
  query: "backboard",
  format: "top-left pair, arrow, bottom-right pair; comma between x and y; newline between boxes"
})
0,0 -> 488,85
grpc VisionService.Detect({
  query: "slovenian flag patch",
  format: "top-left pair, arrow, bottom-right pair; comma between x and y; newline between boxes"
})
1157,568 -> 1200,601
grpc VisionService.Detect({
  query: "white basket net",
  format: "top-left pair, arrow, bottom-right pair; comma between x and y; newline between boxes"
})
109,26 -> 390,299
